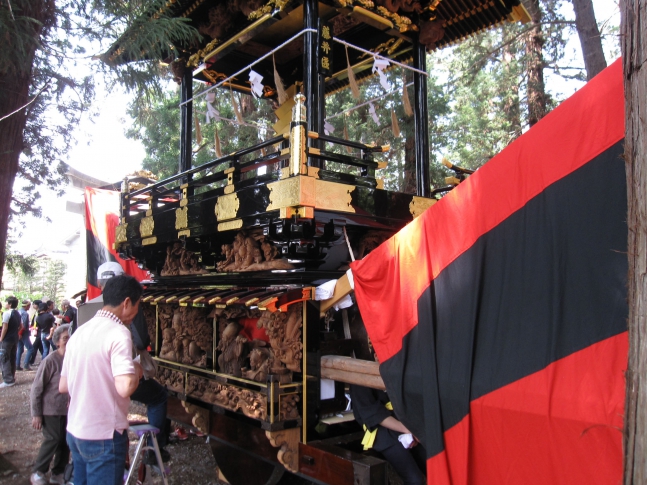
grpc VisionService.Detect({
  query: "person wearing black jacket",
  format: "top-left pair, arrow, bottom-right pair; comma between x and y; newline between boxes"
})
61,300 -> 77,334
350,385 -> 427,485
35,303 -> 56,359
129,306 -> 172,464
29,300 -> 44,366
0,296 -> 22,387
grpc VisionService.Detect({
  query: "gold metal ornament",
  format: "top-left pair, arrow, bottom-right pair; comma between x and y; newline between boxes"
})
218,219 -> 243,232
215,193 -> 240,221
175,207 -> 188,230
314,179 -> 355,213
409,196 -> 436,218
115,223 -> 128,244
140,216 -> 155,238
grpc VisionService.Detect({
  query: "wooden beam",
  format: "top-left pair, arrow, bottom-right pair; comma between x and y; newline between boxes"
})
320,355 -> 385,390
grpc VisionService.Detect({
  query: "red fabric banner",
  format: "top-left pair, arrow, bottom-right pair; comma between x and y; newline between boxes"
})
84,187 -> 149,299
350,59 -> 627,485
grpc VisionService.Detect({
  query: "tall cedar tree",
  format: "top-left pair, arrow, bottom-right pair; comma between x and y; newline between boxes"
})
621,0 -> 647,482
0,0 -> 200,287
571,0 -> 607,80
523,0 -> 548,126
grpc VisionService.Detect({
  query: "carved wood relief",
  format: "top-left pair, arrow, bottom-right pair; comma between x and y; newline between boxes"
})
161,242 -> 209,276
266,428 -> 300,472
280,394 -> 300,421
186,375 -> 267,420
259,304 -> 303,373
158,304 -> 213,368
143,304 -> 157,352
216,231 -> 293,272
156,367 -> 185,394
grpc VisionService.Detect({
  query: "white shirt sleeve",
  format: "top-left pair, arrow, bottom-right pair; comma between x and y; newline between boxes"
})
111,329 -> 136,377
2,311 -> 10,324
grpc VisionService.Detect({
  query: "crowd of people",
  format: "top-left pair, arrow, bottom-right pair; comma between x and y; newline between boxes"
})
0,262 -> 173,485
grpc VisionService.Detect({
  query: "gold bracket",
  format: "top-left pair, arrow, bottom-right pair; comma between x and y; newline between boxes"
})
140,216 -> 154,238
280,206 -> 315,218
215,193 -> 240,221
115,223 -> 128,244
218,219 -> 243,232
409,196 -> 436,218
175,206 -> 188,230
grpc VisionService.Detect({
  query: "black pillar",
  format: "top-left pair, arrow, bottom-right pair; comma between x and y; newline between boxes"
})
179,67 -> 193,175
303,0 -> 319,137
413,40 -> 430,197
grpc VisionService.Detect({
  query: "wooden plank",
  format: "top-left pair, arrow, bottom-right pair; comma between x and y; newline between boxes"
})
319,273 -> 353,315
320,368 -> 385,391
320,355 -> 381,376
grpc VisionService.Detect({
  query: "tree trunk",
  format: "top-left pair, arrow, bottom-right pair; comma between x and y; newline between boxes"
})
0,74 -> 32,290
0,0 -> 51,288
403,135 -> 416,194
501,45 -> 522,143
571,0 -> 607,80
523,0 -> 547,126
622,0 -> 647,483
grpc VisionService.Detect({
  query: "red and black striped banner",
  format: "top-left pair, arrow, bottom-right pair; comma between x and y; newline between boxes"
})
84,187 -> 149,299
351,59 -> 626,484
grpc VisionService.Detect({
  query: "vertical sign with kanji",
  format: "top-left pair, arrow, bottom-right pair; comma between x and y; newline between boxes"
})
318,21 -> 333,76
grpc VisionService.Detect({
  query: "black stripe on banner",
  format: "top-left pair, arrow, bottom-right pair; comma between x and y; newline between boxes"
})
86,229 -> 118,288
381,141 -> 628,458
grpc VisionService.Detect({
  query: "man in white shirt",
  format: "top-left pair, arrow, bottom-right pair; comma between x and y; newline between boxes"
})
60,275 -> 143,485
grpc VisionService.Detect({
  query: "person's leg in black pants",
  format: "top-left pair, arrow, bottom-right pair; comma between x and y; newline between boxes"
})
130,378 -> 170,448
380,442 -> 427,485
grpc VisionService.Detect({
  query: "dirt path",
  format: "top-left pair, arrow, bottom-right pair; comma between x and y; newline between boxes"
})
0,357 -> 219,485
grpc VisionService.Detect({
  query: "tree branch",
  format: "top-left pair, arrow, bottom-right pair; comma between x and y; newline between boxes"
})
0,83 -> 50,122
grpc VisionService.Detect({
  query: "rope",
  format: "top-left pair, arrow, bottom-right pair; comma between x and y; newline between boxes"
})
343,226 -> 355,262
332,37 -> 428,76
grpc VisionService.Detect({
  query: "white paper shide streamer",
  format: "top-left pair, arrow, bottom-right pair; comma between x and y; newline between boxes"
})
324,120 -> 335,136
249,70 -> 264,98
205,91 -> 220,123
368,102 -> 380,126
372,58 -> 391,91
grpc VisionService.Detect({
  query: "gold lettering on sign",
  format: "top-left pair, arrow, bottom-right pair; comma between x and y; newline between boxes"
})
409,196 -> 436,218
140,216 -> 154,238
175,207 -> 188,230
215,193 -> 240,221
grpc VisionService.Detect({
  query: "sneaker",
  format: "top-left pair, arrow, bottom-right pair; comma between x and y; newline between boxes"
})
142,448 -> 171,465
0,382 -> 15,388
50,473 -> 65,485
16,366 -> 23,371
30,471 -> 47,485
173,427 -> 188,441
24,365 -> 32,371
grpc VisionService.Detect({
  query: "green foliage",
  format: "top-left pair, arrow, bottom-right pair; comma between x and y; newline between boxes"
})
0,0 -> 202,225
4,256 -> 66,303
127,84 -> 277,179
